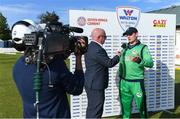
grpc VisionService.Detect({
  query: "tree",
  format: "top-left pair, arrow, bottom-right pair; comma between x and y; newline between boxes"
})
0,12 -> 11,40
38,11 -> 59,23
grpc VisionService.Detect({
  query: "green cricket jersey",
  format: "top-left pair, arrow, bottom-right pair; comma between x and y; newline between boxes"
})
119,43 -> 154,80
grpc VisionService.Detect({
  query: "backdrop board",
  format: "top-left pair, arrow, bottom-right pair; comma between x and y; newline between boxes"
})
69,7 -> 176,118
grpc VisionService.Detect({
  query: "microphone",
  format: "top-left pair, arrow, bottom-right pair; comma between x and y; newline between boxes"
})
121,43 -> 127,49
63,24 -> 83,33
69,26 -> 83,33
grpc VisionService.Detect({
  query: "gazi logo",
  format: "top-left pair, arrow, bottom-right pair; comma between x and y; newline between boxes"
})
153,19 -> 167,27
116,6 -> 141,31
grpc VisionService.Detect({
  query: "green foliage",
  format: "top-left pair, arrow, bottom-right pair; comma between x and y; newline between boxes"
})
0,12 -> 11,40
38,11 -> 59,23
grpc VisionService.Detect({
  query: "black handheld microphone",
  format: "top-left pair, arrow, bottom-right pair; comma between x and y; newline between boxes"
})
121,43 -> 127,49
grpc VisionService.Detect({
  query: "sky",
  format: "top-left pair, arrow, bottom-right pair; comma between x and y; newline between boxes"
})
0,0 -> 180,27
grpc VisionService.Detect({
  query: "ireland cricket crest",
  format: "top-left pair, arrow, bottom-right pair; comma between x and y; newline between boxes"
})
116,6 -> 141,31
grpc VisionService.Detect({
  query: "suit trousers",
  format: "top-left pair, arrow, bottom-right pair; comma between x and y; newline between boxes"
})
85,86 -> 105,118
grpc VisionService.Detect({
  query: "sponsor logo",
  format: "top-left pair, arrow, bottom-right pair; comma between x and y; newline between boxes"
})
77,16 -> 86,26
136,92 -> 142,98
116,6 -> 140,31
77,16 -> 108,26
153,19 -> 167,27
124,9 -> 133,16
132,50 -> 138,55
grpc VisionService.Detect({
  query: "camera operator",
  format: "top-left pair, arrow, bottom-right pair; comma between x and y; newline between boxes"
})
12,20 -> 86,118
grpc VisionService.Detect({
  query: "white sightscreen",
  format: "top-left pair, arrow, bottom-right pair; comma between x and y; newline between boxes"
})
69,9 -> 175,118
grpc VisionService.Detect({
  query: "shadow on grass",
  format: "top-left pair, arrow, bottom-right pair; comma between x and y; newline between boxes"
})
157,83 -> 180,118
140,83 -> 180,118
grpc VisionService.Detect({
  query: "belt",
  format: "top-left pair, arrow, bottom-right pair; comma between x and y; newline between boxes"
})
120,77 -> 144,82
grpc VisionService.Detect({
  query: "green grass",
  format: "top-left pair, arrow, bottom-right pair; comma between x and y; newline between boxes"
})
0,53 -> 180,118
0,53 -> 70,118
0,53 -> 22,118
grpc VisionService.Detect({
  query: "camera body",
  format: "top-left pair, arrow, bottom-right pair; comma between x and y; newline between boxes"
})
11,20 -> 88,63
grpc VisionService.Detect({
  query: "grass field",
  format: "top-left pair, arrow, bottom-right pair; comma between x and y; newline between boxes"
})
0,53 -> 180,118
0,53 -> 22,117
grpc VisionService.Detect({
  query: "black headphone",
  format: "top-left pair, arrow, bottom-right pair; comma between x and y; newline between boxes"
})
11,20 -> 32,31
11,20 -> 33,52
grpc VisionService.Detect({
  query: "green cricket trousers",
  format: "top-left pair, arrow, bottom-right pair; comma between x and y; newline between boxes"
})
119,79 -> 147,119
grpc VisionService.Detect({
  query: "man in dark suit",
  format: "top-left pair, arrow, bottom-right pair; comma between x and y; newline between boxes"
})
84,28 -> 121,118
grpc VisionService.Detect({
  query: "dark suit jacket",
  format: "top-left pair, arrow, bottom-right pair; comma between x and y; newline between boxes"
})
84,41 -> 119,90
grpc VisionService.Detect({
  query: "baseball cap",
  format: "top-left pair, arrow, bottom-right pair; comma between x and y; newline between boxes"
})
123,27 -> 138,36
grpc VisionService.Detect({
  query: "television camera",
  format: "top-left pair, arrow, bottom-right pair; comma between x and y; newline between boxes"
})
10,19 -> 89,119
11,19 -> 88,63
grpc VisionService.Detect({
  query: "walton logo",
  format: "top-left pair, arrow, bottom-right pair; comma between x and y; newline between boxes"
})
116,6 -> 141,31
124,9 -> 133,16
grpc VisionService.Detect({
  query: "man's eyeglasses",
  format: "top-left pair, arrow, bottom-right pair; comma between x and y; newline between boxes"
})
100,35 -> 107,39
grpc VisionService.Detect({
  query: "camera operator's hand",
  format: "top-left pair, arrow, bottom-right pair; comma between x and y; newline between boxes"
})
75,39 -> 86,70
74,39 -> 86,56
79,39 -> 86,47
